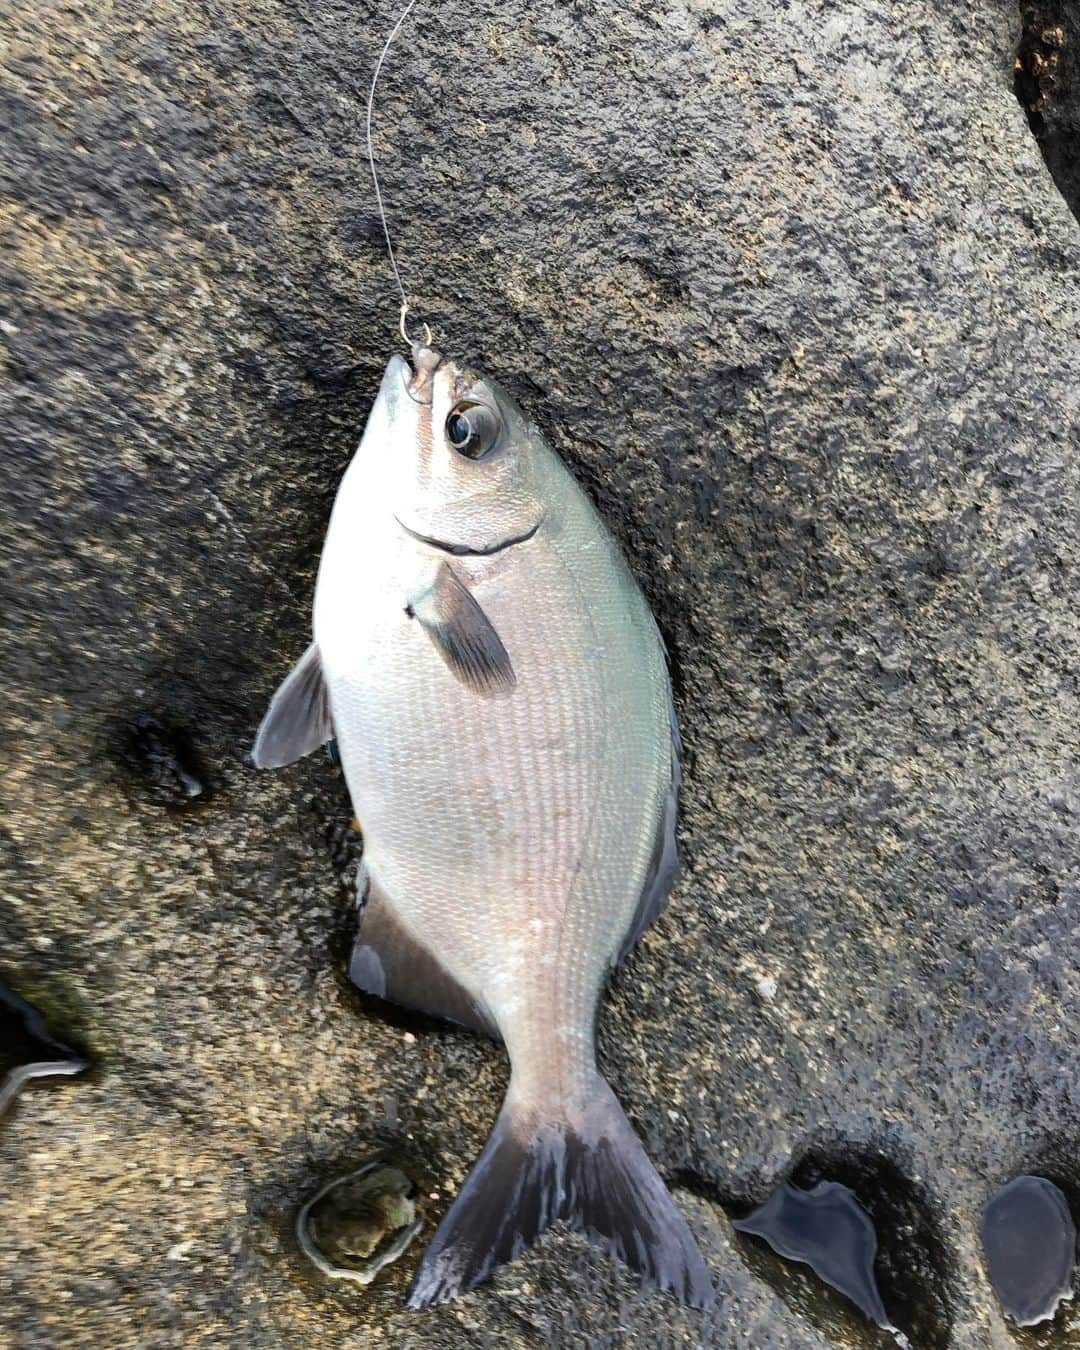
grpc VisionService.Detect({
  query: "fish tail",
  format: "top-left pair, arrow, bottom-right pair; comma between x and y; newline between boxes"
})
405,1072 -> 714,1310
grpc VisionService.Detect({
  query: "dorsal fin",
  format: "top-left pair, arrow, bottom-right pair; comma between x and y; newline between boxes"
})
350,870 -> 499,1039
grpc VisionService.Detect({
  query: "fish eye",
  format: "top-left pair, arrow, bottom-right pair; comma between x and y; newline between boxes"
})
446,402 -> 501,460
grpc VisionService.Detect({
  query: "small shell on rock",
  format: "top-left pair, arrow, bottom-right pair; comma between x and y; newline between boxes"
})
297,1162 -> 423,1285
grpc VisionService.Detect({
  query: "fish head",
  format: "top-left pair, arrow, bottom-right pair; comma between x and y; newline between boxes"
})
364,344 -> 548,555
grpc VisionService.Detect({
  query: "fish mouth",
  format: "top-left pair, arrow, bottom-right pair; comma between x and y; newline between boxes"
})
404,344 -> 446,406
394,516 -> 544,557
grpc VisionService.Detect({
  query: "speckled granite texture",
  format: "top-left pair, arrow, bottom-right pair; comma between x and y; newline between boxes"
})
2,1 -> 1078,1345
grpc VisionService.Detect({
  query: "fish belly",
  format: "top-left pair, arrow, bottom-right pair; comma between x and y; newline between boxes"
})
321,524 -> 670,1102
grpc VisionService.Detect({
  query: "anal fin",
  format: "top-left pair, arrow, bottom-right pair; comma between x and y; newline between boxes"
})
350,871 -> 499,1040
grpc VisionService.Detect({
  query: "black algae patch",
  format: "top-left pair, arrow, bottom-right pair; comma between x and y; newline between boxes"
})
125,713 -> 208,807
981,1176 -> 1077,1327
0,978 -> 90,1118
733,1181 -> 894,1331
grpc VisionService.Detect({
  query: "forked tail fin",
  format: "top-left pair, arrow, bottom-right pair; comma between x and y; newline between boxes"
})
406,1072 -> 713,1309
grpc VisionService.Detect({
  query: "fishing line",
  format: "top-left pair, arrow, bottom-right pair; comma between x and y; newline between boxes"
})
366,0 -> 430,348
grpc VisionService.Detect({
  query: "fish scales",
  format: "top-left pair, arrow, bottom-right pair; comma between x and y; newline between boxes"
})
326,504 -> 663,1095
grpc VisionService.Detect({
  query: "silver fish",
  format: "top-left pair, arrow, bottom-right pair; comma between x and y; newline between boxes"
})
254,344 -> 712,1309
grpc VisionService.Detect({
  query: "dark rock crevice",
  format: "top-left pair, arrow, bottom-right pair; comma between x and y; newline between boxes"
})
1015,2 -> 1080,224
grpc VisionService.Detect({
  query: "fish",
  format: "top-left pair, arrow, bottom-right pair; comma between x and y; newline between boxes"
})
253,343 -> 713,1309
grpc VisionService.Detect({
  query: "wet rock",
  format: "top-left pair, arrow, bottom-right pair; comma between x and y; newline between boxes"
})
980,1176 -> 1076,1327
784,1149 -> 955,1347
1,0 -> 1079,1346
732,1181 -> 893,1331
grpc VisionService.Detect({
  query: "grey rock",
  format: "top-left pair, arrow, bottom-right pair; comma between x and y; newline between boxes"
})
1,0 -> 1079,1345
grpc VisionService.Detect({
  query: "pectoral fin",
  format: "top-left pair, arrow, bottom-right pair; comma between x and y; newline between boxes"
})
350,870 -> 499,1039
407,563 -> 514,696
251,643 -> 334,768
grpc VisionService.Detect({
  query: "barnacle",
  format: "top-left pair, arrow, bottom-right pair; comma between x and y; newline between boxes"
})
297,1162 -> 423,1285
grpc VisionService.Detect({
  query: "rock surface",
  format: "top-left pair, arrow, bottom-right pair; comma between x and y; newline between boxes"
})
2,0 -> 1079,1345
